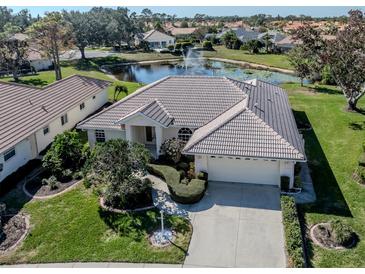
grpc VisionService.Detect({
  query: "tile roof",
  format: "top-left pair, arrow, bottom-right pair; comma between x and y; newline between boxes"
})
117,99 -> 174,127
78,76 -> 247,130
77,76 -> 305,161
142,30 -> 175,41
0,75 -> 111,154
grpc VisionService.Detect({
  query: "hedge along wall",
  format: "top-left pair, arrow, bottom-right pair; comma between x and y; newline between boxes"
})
281,195 -> 306,268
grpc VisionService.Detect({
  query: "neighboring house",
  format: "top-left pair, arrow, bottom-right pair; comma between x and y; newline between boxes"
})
136,30 -> 175,49
275,35 -> 302,52
12,33 -> 53,72
258,31 -> 287,44
78,76 -> 306,188
0,75 -> 111,182
167,27 -> 197,39
216,28 -> 260,43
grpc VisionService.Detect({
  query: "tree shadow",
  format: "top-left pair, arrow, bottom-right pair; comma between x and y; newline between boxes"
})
292,110 -> 352,218
11,78 -> 48,87
348,121 -> 365,130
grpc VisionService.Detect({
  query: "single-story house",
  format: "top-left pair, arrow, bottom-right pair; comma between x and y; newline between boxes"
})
275,36 -> 302,52
258,31 -> 287,44
0,75 -> 111,182
166,27 -> 197,39
135,30 -> 175,49
216,27 -> 260,43
78,76 -> 306,188
11,33 -> 53,72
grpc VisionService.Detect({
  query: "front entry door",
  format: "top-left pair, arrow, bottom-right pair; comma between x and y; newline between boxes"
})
145,126 -> 155,144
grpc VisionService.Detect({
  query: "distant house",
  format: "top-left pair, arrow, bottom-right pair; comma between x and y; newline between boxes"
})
167,27 -> 197,39
258,31 -> 287,44
0,75 -> 111,183
275,36 -> 301,52
11,33 -> 53,72
216,28 -> 260,43
135,30 -> 175,50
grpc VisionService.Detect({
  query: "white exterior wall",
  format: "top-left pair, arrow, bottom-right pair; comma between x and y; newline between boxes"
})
36,89 -> 108,153
162,127 -> 180,140
87,129 -> 126,147
279,160 -> 295,188
0,139 -> 33,182
30,59 -> 53,71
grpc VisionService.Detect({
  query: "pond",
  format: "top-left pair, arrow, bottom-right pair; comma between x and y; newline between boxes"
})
111,59 -> 305,85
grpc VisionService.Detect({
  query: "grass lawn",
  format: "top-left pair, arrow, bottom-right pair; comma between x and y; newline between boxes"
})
0,184 -> 192,264
203,45 -> 293,70
283,83 -> 365,267
0,59 -> 142,102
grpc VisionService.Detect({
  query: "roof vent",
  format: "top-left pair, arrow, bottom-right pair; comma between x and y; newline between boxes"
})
41,105 -> 48,113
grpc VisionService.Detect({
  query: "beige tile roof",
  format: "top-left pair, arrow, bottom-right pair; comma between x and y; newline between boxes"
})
143,30 -> 175,41
77,76 -> 305,161
0,75 -> 111,154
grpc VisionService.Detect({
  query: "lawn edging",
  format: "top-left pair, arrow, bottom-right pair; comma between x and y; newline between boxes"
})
281,195 -> 306,268
99,197 -> 155,213
147,164 -> 206,204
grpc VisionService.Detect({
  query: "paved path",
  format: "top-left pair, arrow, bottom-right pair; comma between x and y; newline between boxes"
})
150,177 -> 286,268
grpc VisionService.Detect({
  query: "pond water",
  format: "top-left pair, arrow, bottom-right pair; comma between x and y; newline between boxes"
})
111,59 -> 305,85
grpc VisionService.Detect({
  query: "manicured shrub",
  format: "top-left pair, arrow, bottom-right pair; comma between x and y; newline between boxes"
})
42,130 -> 85,178
330,220 -> 355,246
281,176 -> 290,191
42,175 -> 59,190
281,195 -> 305,268
160,138 -> 185,164
358,153 -> 365,167
167,44 -> 174,51
202,40 -> 213,50
148,164 -> 207,204
0,202 -> 6,236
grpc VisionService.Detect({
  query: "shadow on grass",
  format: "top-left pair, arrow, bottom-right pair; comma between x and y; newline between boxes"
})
349,121 -> 365,130
293,110 -> 352,217
11,78 -> 48,87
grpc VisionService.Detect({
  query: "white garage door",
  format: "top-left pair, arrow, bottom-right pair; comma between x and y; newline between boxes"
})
207,157 -> 280,185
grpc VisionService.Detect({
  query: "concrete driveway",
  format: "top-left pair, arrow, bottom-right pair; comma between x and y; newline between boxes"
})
183,182 -> 286,268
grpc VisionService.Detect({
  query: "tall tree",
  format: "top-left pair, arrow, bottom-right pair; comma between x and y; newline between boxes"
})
0,23 -> 29,81
323,10 -> 365,111
63,10 -> 92,59
27,12 -> 73,80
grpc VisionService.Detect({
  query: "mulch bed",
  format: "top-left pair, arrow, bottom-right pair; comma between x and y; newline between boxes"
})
310,223 -> 356,250
0,214 -> 28,253
24,178 -> 78,197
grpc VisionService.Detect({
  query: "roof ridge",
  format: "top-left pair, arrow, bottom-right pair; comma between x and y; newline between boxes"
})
154,99 -> 173,119
183,99 -> 247,152
246,109 -> 304,158
77,76 -> 171,128
43,74 -> 112,90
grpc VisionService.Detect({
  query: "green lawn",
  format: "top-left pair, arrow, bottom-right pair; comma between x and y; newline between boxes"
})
0,185 -> 192,264
283,83 -> 365,267
203,45 -> 293,70
0,59 -> 142,102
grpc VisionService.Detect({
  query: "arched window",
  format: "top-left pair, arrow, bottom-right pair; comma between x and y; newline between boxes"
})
178,128 -> 193,142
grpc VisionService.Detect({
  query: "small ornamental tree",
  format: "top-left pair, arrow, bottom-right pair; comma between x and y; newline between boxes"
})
245,39 -> 264,54
42,130 -> 85,178
202,40 -> 213,51
288,45 -> 312,86
113,84 -> 128,102
86,139 -> 151,209
160,138 -> 185,164
323,10 -> 365,111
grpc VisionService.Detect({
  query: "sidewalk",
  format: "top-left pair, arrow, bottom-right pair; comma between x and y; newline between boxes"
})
1,262 -> 182,268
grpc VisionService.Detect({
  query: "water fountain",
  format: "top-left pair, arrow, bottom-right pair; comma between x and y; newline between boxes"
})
149,210 -> 174,247
181,47 -> 206,74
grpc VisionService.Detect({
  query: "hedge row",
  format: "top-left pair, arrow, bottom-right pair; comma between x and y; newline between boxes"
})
281,195 -> 305,268
147,164 -> 207,204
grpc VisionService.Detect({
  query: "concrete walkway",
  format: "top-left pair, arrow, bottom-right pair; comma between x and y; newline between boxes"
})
293,162 -> 316,204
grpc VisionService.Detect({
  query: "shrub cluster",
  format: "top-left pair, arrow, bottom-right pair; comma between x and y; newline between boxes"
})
148,164 -> 207,204
330,220 -> 355,246
202,40 -> 213,51
160,138 -> 185,164
281,195 -> 305,268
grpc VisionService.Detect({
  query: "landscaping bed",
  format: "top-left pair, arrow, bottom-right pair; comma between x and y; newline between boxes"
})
148,164 -> 207,204
24,175 -> 79,198
0,214 -> 29,253
0,186 -> 192,264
